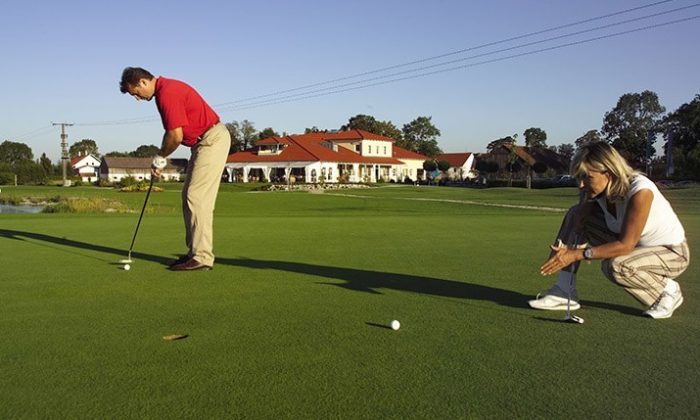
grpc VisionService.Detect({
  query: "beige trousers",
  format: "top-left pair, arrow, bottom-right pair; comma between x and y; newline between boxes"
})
182,123 -> 231,266
557,204 -> 690,306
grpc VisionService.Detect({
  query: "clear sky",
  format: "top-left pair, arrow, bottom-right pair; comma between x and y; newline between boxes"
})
2,0 -> 698,161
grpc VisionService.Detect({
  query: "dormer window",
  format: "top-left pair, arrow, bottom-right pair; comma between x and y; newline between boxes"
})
258,143 -> 286,155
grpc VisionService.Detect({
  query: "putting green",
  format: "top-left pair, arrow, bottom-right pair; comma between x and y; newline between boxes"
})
1,184 -> 698,418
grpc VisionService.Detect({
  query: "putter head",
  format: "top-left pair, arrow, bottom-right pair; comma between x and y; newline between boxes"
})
118,258 -> 133,264
564,315 -> 585,324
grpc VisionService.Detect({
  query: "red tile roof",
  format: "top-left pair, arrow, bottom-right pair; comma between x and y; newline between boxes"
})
229,130 -> 409,165
436,153 -> 473,167
393,146 -> 427,161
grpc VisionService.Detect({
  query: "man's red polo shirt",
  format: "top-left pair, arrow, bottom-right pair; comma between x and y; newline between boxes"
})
154,77 -> 220,147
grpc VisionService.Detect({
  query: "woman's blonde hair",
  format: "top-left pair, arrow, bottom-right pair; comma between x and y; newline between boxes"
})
570,141 -> 639,201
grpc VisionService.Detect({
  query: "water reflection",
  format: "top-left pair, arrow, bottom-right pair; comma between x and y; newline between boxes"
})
0,204 -> 44,214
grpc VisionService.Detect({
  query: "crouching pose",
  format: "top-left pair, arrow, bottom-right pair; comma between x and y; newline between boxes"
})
531,141 -> 689,319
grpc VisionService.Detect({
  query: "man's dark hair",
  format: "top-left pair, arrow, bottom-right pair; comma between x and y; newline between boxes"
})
119,67 -> 155,93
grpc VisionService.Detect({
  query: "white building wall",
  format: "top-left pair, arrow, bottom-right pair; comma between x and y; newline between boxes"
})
361,140 -> 392,157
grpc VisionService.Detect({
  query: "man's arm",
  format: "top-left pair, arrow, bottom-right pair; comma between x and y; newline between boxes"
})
152,127 -> 183,177
159,127 -> 183,157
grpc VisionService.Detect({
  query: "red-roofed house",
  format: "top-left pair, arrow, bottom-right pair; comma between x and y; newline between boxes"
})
225,129 -> 428,183
436,153 -> 476,180
71,153 -> 101,183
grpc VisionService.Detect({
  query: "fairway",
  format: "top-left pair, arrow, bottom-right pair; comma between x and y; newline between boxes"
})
1,184 -> 699,418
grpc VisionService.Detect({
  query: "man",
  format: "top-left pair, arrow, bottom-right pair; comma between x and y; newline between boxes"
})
119,67 -> 231,271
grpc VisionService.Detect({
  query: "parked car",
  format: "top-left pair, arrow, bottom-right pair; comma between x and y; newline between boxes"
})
551,175 -> 577,186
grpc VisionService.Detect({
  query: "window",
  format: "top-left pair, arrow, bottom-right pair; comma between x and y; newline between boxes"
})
368,145 -> 372,154
328,167 -> 333,180
384,146 -> 387,155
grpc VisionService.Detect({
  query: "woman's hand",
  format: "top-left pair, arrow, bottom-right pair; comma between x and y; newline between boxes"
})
540,240 -> 582,275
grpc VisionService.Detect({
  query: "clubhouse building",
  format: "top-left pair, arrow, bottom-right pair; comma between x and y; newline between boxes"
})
225,129 -> 429,184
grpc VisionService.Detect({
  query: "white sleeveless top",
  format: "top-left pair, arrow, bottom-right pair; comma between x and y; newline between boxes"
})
596,175 -> 685,247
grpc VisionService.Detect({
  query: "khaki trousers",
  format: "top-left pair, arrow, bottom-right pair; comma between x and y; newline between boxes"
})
556,204 -> 690,306
182,123 -> 231,266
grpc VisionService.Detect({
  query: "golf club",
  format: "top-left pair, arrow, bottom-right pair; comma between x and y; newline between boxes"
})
564,273 -> 584,324
119,176 -> 155,265
564,233 -> 584,324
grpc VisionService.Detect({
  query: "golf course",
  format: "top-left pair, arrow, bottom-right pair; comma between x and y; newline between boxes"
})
1,183 -> 698,418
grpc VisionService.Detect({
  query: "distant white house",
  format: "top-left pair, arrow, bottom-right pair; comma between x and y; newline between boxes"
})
99,157 -> 187,182
71,153 -> 101,183
435,153 -> 477,180
225,129 -> 429,183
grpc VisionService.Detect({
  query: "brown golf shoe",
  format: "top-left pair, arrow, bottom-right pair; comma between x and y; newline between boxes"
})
169,258 -> 212,271
168,254 -> 192,268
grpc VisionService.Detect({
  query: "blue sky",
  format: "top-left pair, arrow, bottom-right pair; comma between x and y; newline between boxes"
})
2,0 -> 698,161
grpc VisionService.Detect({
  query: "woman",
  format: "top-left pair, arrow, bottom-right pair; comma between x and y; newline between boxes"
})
530,141 -> 689,319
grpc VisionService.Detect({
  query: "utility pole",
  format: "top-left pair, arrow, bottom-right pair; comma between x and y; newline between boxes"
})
53,122 -> 74,186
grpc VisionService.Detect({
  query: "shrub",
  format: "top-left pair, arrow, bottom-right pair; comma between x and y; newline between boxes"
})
118,176 -> 138,188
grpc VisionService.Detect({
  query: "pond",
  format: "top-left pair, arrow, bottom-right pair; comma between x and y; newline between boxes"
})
0,204 -> 45,214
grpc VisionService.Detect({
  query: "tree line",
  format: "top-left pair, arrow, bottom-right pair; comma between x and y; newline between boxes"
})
478,90 -> 699,180
2,90 -> 698,185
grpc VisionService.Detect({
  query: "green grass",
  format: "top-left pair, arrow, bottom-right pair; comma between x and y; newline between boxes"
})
1,184 -> 699,418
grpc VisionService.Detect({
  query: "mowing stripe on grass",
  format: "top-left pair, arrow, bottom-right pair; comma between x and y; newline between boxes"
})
321,192 -> 567,212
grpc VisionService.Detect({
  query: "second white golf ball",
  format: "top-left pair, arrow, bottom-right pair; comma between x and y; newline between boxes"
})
124,264 -> 131,271
390,320 -> 400,330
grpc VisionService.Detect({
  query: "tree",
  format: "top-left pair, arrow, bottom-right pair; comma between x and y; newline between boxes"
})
305,126 -> 323,133
130,144 -> 160,157
342,114 -> 378,132
486,135 -> 516,152
402,116 -> 442,157
258,127 -> 280,140
662,93 -> 700,179
226,121 -> 243,153
104,151 -> 130,157
557,143 -> 575,167
575,130 -> 602,148
602,90 -> 666,167
69,139 -> 99,158
0,140 -> 33,167
422,160 -> 437,182
240,120 -> 257,149
437,160 -> 450,172
342,114 -> 402,140
523,127 -> 547,148
39,153 -> 54,176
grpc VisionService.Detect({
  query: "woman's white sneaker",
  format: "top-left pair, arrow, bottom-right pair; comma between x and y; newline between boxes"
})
528,285 -> 580,311
644,291 -> 683,319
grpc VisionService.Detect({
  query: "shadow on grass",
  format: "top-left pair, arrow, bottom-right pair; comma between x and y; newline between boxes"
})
0,228 -> 639,314
0,228 -> 170,265
218,256 -> 532,308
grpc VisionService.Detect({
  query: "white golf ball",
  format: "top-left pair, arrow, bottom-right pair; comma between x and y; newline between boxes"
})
123,264 -> 131,271
390,320 -> 400,330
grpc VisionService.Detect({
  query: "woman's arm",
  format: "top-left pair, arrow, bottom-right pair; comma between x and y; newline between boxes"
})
540,189 -> 653,275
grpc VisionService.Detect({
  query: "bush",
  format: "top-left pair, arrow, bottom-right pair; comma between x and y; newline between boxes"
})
118,176 -> 138,188
0,172 -> 14,185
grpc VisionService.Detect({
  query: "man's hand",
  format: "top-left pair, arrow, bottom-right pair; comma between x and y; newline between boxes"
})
152,155 -> 167,169
151,155 -> 166,179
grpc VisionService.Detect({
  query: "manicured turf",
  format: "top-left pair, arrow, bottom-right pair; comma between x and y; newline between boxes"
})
1,184 -> 698,418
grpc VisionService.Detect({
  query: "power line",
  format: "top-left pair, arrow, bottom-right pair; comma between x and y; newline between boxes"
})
224,15 -> 700,112
213,0 -> 678,108
69,0 -> 696,126
9,124 -> 54,141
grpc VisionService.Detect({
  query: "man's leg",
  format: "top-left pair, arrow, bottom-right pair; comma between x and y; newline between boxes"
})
182,123 -> 231,267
